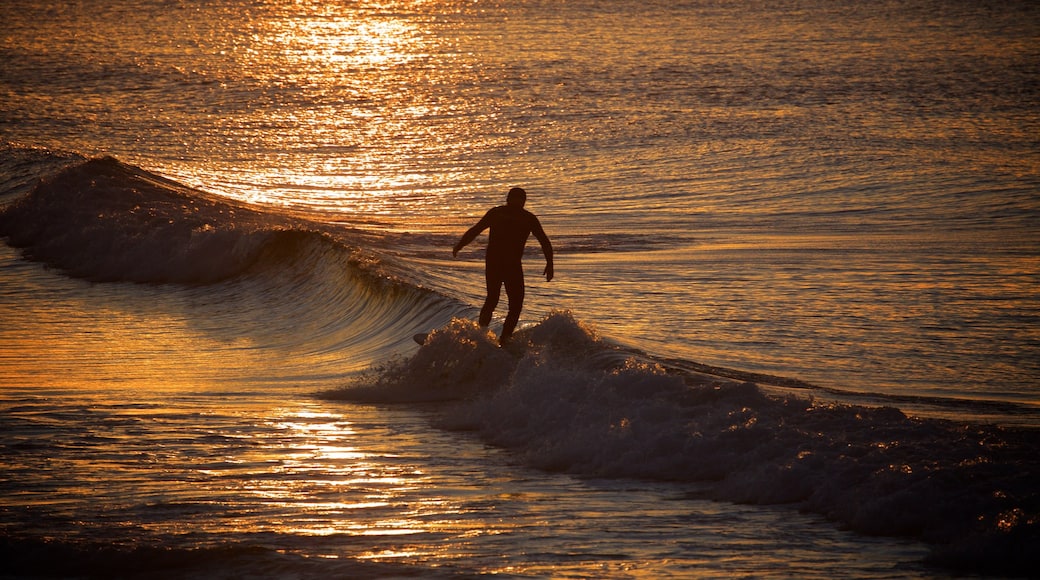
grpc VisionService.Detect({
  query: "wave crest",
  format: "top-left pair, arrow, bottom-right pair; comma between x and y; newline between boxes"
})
324,318 -> 515,403
0,156 -> 304,283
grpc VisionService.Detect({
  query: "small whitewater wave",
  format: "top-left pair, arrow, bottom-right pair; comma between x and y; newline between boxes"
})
0,151 -> 455,310
323,311 -> 1040,575
0,155 -> 308,284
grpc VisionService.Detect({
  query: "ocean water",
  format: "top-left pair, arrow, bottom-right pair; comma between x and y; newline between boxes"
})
1,0 -> 1038,577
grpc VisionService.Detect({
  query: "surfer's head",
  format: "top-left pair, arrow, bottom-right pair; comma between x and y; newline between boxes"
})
506,187 -> 527,208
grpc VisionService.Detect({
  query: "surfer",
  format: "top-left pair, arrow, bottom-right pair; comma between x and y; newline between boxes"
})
453,187 -> 554,344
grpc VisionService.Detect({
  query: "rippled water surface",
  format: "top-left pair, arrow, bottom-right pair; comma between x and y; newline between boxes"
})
2,0 -> 1038,577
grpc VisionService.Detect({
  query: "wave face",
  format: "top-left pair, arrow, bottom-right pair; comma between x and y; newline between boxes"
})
325,312 -> 1040,575
0,155 -> 462,381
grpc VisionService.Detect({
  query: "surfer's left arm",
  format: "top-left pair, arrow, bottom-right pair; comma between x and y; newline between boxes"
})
532,217 -> 554,282
453,210 -> 493,257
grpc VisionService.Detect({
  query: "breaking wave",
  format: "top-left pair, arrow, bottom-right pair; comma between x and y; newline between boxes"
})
3,151 -> 1037,575
1,154 -> 331,284
0,153 -> 462,375
324,312 -> 1040,575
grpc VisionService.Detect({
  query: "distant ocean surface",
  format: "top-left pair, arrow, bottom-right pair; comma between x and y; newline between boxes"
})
1,0 -> 1038,577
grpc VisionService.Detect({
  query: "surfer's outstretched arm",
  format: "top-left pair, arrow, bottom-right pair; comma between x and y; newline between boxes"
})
453,211 -> 492,257
532,218 -> 554,281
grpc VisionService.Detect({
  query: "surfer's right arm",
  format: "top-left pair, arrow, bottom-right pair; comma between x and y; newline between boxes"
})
453,210 -> 493,257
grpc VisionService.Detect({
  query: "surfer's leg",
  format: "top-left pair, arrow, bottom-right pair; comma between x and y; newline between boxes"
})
479,292 -> 498,327
500,267 -> 525,343
479,266 -> 502,327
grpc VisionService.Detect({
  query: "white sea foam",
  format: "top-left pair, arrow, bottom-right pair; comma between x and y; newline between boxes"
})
325,311 -> 1040,573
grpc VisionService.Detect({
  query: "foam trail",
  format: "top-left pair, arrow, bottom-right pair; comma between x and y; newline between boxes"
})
324,311 -> 1040,575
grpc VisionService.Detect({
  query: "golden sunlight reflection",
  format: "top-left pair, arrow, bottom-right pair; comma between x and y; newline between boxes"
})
202,2 -> 445,209
232,407 -> 472,539
267,11 -> 421,73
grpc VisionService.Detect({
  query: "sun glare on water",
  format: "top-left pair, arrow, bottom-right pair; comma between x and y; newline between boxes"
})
179,2 -> 458,212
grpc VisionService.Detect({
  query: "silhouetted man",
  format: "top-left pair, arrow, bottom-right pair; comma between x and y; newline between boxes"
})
453,187 -> 554,344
